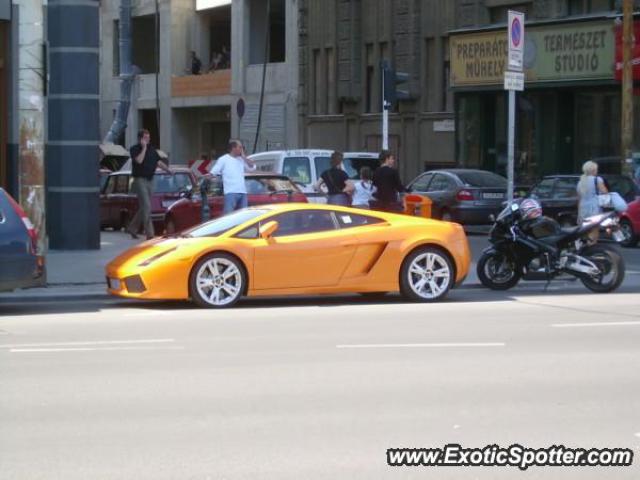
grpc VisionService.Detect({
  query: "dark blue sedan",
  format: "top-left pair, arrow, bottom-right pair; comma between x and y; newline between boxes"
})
0,188 -> 45,292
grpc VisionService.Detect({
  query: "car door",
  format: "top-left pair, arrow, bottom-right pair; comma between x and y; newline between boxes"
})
207,177 -> 225,219
100,175 -> 117,227
549,177 -> 579,222
408,172 -> 434,195
425,173 -> 457,215
252,209 -> 358,289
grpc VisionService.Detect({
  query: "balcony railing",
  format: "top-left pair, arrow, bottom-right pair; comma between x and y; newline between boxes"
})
171,69 -> 231,97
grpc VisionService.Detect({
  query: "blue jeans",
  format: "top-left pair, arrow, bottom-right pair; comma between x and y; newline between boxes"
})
223,193 -> 248,214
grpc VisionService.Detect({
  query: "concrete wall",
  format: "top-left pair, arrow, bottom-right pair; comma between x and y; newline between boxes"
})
231,0 -> 299,153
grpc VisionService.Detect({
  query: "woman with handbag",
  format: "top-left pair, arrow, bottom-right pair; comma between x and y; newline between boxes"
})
577,160 -> 608,242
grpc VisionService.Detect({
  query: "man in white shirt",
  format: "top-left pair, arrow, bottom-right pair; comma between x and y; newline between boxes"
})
210,140 -> 256,213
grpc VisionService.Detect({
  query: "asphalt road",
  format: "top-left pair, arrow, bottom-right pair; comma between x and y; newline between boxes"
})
2,283 -> 640,479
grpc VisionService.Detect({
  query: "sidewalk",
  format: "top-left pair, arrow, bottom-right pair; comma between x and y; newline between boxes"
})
0,231 -> 139,301
0,230 -> 487,302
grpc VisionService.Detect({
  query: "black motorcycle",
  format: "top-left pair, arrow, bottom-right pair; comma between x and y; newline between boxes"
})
477,200 -> 625,293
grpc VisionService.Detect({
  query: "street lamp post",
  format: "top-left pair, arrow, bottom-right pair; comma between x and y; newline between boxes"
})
621,0 -> 635,177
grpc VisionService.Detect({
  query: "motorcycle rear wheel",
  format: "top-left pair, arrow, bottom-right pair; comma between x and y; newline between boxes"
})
579,245 -> 625,293
477,251 -> 521,290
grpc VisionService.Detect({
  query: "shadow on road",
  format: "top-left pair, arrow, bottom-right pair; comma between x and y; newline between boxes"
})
2,284 -> 640,317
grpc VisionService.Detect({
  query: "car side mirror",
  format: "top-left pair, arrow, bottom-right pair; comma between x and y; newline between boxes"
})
259,221 -> 279,239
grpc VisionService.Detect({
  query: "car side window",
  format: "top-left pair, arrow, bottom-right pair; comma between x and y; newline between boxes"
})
114,176 -> 129,194
531,178 -> 555,199
335,212 -> 384,229
246,179 -> 268,195
207,178 -> 224,196
553,178 -> 577,199
235,224 -> 259,239
428,174 -> 455,192
104,176 -> 116,195
283,157 -> 312,185
271,210 -> 337,237
410,173 -> 433,192
314,156 -> 332,180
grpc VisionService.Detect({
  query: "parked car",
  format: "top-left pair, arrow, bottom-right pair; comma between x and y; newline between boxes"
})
100,167 -> 197,233
164,173 -> 308,233
0,188 -> 45,292
249,149 -> 380,201
406,169 -> 508,224
619,198 -> 640,247
106,203 -> 471,307
528,174 -> 640,227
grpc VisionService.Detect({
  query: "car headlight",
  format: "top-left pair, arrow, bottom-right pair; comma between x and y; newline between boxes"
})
138,247 -> 178,267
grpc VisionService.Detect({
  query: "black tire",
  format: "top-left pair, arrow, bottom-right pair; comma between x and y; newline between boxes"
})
400,247 -> 454,302
579,245 -> 625,293
477,250 -> 521,290
189,253 -> 246,308
620,219 -> 638,248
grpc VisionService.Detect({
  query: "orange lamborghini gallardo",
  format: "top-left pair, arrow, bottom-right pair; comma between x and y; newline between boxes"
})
105,203 -> 471,307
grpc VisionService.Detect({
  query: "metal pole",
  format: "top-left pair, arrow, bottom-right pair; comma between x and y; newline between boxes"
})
621,0 -> 634,177
507,89 -> 515,203
382,66 -> 389,150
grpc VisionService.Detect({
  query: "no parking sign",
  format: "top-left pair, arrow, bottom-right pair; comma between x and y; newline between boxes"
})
508,10 -> 524,71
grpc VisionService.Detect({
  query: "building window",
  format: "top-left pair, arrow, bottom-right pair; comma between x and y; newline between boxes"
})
568,0 -> 615,15
365,43 -> 375,113
249,0 -> 285,64
489,5 -> 530,23
326,47 -> 336,114
113,20 -> 119,76
312,49 -> 322,114
131,15 -> 159,74
442,38 -> 452,112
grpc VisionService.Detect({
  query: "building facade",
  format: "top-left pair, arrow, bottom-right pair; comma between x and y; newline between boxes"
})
451,0 -> 640,186
99,0 -> 299,165
298,0 -> 456,183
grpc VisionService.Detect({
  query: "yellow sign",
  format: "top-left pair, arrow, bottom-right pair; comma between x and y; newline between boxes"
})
450,31 -> 508,86
450,21 -> 615,87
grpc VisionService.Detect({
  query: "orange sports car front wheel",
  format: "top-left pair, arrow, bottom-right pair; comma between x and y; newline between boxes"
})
189,253 -> 247,308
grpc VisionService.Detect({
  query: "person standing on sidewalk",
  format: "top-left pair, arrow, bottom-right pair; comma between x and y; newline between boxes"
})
371,150 -> 405,212
127,129 -> 173,239
210,140 -> 256,214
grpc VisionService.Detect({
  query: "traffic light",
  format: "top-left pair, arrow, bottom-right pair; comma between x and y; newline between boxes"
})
381,60 -> 410,109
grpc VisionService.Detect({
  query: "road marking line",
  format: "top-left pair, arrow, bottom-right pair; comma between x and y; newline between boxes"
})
0,339 -> 175,349
336,342 -> 505,349
552,321 -> 640,328
10,346 -> 184,353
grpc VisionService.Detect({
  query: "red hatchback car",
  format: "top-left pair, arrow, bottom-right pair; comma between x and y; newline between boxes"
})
100,167 -> 197,234
164,173 -> 307,233
620,198 -> 640,247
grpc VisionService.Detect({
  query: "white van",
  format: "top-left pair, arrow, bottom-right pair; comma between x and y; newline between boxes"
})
249,149 -> 380,202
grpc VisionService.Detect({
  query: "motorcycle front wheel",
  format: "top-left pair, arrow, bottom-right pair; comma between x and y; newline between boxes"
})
477,251 -> 521,290
579,245 -> 625,293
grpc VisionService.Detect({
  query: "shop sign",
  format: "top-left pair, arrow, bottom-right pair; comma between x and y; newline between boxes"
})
614,20 -> 640,82
451,20 -> 614,87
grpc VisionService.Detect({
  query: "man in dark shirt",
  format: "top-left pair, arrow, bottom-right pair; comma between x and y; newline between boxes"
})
372,150 -> 405,212
190,51 -> 202,75
127,129 -> 173,239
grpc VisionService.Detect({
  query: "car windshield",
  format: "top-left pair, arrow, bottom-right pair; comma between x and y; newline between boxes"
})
153,173 -> 192,193
456,171 -> 507,188
246,177 -> 301,194
184,209 -> 269,238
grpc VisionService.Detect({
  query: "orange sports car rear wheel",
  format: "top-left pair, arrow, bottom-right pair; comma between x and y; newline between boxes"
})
400,247 -> 453,302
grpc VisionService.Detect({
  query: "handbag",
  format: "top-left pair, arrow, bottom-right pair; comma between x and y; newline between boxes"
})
594,177 -> 612,208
